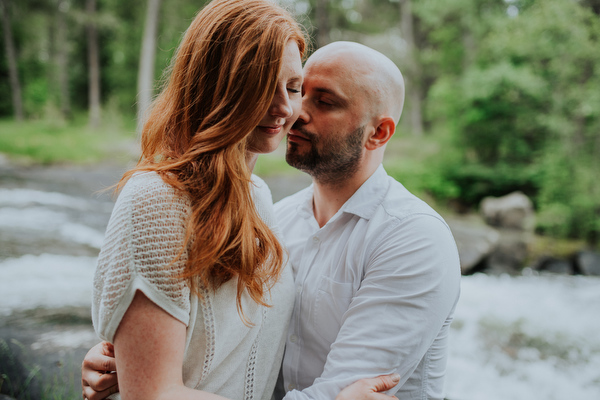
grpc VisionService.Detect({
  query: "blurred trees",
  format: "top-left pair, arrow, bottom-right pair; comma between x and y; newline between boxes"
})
137,0 -> 161,135
0,0 -> 598,243
0,0 -> 23,120
86,0 -> 101,128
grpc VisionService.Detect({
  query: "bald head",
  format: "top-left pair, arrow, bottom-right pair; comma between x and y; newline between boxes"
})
305,41 -> 405,124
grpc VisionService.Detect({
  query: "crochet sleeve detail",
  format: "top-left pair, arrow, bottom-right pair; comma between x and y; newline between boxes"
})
92,172 -> 192,342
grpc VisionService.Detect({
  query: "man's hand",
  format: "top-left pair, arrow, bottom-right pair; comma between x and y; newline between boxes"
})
335,374 -> 400,400
81,341 -> 119,400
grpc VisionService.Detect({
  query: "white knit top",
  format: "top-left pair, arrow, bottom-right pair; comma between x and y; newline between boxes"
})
92,172 -> 294,400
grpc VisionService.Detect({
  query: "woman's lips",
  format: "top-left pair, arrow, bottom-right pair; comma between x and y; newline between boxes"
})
258,125 -> 283,135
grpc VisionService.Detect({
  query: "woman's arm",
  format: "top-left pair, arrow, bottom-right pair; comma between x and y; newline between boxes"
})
112,290 -> 228,400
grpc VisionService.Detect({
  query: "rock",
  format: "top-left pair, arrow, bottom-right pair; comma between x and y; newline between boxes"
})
480,191 -> 535,231
485,229 -> 532,275
575,251 -> 600,276
446,216 -> 500,274
0,395 -> 18,400
535,256 -> 574,275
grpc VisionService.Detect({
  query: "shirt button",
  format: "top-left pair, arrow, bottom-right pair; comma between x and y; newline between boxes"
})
290,334 -> 298,343
288,383 -> 296,391
296,285 -> 302,293
312,236 -> 319,243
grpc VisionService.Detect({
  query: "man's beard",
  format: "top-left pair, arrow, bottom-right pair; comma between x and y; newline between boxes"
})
286,124 -> 365,185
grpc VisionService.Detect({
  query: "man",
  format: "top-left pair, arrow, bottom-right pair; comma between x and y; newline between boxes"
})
82,42 -> 460,400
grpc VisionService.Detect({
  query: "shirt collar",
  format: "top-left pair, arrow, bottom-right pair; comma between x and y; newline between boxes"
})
297,164 -> 389,222
339,164 -> 389,220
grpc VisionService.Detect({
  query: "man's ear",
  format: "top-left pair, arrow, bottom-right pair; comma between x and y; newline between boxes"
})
365,117 -> 395,150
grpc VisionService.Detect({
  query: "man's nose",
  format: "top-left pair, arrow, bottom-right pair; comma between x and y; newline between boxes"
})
296,98 -> 310,124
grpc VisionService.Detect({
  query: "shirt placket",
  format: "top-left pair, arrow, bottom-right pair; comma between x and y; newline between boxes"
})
285,220 -> 323,392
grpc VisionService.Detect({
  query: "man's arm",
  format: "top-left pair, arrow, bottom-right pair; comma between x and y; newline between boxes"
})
81,329 -> 399,400
81,340 -> 400,400
284,216 -> 461,400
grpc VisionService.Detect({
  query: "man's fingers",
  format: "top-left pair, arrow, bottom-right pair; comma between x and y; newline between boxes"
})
370,373 -> 400,392
83,353 -> 117,374
85,371 -> 118,392
100,341 -> 115,358
82,381 -> 119,400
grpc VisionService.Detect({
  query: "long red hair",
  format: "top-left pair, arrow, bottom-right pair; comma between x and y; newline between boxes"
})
120,0 -> 306,318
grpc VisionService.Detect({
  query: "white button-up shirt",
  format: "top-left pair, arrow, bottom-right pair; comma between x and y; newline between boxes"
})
274,165 -> 461,400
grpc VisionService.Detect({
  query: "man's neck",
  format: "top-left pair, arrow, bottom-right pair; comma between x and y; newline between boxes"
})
311,164 -> 379,228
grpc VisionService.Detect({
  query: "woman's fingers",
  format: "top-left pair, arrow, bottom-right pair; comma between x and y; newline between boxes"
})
370,373 -> 400,392
335,373 -> 401,400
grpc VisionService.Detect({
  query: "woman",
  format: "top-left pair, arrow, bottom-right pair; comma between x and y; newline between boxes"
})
86,1 -> 398,399
91,1 -> 303,399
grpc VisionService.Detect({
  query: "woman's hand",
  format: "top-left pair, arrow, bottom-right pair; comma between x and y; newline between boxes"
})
335,373 -> 401,400
81,341 -> 119,400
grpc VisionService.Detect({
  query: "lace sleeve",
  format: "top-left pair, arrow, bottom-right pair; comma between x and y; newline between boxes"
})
92,172 -> 192,342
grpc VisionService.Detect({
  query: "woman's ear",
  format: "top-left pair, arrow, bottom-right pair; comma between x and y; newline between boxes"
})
365,117 -> 395,150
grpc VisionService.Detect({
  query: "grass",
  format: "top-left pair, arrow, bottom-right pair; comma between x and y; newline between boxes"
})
0,115 -> 137,165
0,338 -> 83,400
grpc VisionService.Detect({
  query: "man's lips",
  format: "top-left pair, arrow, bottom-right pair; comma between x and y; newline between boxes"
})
288,129 -> 310,142
258,125 -> 283,135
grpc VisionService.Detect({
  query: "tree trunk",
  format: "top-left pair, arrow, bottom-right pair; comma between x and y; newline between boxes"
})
315,0 -> 330,48
56,0 -> 71,119
399,0 -> 423,136
0,0 -> 24,121
136,0 -> 162,137
86,0 -> 101,129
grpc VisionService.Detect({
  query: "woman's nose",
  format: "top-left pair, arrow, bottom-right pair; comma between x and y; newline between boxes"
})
269,88 -> 293,119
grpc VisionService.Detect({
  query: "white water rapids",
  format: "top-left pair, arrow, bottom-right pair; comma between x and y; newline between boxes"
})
1,184 -> 599,400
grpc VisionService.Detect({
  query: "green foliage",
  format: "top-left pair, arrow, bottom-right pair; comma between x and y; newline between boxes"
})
0,116 -> 135,164
425,0 -> 600,242
450,62 -> 548,165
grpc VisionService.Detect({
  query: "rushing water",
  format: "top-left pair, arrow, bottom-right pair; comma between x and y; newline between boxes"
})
1,163 -> 599,400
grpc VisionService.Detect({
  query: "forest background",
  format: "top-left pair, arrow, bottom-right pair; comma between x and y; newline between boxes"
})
1,0 -> 599,247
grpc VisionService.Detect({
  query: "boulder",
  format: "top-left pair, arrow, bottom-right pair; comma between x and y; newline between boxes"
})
446,217 -> 500,275
534,256 -> 574,275
480,191 -> 535,231
575,250 -> 600,276
485,229 -> 532,275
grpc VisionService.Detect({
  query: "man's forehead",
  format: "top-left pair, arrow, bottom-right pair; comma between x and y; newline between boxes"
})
303,57 -> 363,95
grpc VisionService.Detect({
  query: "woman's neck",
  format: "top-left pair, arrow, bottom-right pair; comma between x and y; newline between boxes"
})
245,152 -> 258,172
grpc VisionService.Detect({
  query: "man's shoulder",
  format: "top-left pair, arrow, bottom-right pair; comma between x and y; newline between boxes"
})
380,176 -> 445,224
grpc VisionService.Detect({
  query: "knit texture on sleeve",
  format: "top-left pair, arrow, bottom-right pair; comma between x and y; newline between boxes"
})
92,172 -> 192,342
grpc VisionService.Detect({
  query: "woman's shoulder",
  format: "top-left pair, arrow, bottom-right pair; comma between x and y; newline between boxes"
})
251,174 -> 273,206
124,171 -> 174,194
122,171 -> 189,205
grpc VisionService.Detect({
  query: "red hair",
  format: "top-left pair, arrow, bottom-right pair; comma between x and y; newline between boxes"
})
120,0 -> 306,319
